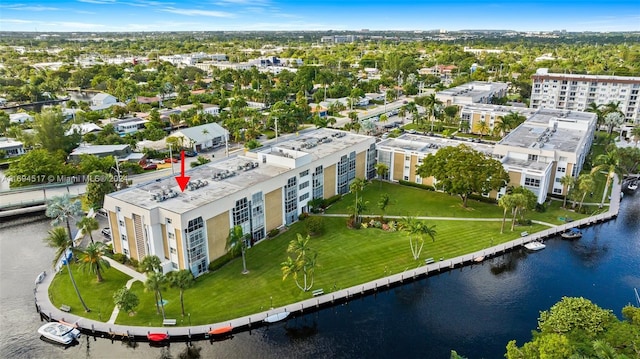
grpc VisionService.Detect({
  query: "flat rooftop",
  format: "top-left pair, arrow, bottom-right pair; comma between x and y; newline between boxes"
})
107,128 -> 373,214
377,133 -> 496,157
437,81 -> 508,98
498,109 -> 595,153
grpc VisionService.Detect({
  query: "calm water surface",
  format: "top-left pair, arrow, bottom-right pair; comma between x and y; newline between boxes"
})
1,193 -> 639,359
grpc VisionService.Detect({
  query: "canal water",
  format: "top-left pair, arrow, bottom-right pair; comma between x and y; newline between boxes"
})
1,193 -> 639,359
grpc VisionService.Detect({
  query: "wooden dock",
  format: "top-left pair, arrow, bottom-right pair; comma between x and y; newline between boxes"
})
34,179 -> 622,343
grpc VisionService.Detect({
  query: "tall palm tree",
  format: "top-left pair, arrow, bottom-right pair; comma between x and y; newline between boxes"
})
559,175 -> 576,209
349,178 -> 367,224
167,269 -> 195,317
424,93 -> 443,132
77,216 -> 99,244
591,149 -> 624,207
145,271 -> 167,318
498,194 -> 516,234
631,125 -> 640,146
79,242 -> 111,282
586,102 -> 604,129
227,225 -> 249,274
603,112 -> 625,135
46,194 -> 83,247
281,233 -> 317,292
44,227 -> 91,312
577,174 -> 596,211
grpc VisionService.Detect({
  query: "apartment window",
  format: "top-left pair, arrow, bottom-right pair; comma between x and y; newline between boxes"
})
553,188 -> 562,194
116,206 -> 121,213
232,198 -> 250,226
404,176 -> 409,181
168,232 -> 175,239
123,249 -> 129,255
557,167 -> 566,173
121,234 -> 127,241
528,154 -> 538,161
170,247 -> 176,254
119,220 -> 125,227
524,177 -> 541,187
299,170 -> 309,177
299,181 -> 309,190
171,263 -> 178,269
299,193 -> 309,202
555,178 -> 562,183
166,218 -> 172,224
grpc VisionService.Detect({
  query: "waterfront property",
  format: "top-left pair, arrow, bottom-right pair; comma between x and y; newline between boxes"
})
103,128 -> 376,276
380,107 -> 596,203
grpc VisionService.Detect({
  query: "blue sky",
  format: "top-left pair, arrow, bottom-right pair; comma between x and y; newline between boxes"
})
1,0 -> 639,32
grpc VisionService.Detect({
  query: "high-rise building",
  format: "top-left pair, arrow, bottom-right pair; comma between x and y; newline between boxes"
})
530,68 -> 640,124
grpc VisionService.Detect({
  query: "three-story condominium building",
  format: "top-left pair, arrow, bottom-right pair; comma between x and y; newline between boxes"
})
103,129 -> 376,276
378,107 -> 597,204
530,68 -> 640,124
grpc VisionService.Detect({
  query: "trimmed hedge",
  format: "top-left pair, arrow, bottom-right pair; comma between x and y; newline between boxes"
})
398,180 -> 435,191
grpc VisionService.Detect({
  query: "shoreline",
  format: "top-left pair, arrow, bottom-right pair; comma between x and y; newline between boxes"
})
32,178 -> 622,344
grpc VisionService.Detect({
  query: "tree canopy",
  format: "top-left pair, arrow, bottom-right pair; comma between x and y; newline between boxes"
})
416,144 -> 509,207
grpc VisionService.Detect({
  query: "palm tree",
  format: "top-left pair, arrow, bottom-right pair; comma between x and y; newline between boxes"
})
375,163 -> 389,187
586,102 -> 604,129
603,112 -> 625,135
498,194 -> 516,234
79,242 -> 111,282
227,225 -> 249,274
77,216 -> 99,244
507,193 -> 529,232
591,149 -> 624,207
44,227 -> 91,312
46,194 -> 83,247
138,255 -> 162,274
167,270 -> 195,317
349,178 -> 367,225
281,233 -> 317,292
559,175 -> 576,209
145,271 -> 167,318
577,174 -> 596,211
475,120 -> 490,139
631,125 -> 640,146
401,216 -> 437,260
424,94 -> 443,132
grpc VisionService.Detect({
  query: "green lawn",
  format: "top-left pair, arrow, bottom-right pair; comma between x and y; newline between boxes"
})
49,264 -> 130,322
50,181 -> 581,327
109,215 -> 543,326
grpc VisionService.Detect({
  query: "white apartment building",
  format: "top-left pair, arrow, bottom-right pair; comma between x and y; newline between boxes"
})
103,129 -> 376,276
530,68 -> 640,124
436,81 -> 509,106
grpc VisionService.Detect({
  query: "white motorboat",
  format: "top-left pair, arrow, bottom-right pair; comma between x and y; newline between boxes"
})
524,241 -> 546,251
628,183 -> 638,191
264,311 -> 290,323
35,271 -> 46,285
38,322 -> 81,345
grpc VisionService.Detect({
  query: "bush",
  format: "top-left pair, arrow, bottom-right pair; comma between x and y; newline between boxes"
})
305,216 -> 324,235
323,194 -> 342,208
208,252 -> 235,272
298,212 -> 309,221
268,228 -> 280,238
113,253 -> 128,264
398,180 -> 435,191
517,219 -> 532,226
129,258 -> 139,270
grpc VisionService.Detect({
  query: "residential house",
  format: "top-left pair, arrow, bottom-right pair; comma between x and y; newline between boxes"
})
0,138 -> 25,157
168,123 -> 229,152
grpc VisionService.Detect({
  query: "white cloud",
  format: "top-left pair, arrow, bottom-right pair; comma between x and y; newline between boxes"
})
160,7 -> 235,17
215,0 -> 270,6
1,19 -> 36,24
0,4 -> 60,11
76,0 -> 118,4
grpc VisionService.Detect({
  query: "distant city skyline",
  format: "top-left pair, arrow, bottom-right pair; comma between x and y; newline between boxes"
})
1,0 -> 639,33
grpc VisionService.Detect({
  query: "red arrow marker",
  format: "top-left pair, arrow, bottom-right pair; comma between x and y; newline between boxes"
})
175,150 -> 190,192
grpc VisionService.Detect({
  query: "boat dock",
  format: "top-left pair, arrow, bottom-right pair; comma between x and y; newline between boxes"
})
34,179 -> 622,344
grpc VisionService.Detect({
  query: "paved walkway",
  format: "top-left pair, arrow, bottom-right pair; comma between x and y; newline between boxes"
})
319,213 -> 558,228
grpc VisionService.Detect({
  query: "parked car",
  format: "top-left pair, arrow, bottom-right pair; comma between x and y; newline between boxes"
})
164,157 -> 178,163
101,228 -> 111,238
184,151 -> 198,157
143,163 -> 158,170
150,159 -> 164,164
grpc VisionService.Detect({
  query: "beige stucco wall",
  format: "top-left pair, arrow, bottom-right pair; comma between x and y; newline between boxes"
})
265,188 -> 283,231
323,164 -> 336,198
206,211 -> 230,262
355,151 -> 366,179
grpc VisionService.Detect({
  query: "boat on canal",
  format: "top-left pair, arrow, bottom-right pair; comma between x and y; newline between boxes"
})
37,321 -> 81,345
264,311 -> 290,323
560,228 -> 582,240
524,241 -> 546,251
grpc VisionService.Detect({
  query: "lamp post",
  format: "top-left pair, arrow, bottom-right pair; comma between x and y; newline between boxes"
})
168,144 -> 175,175
270,296 -> 273,309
